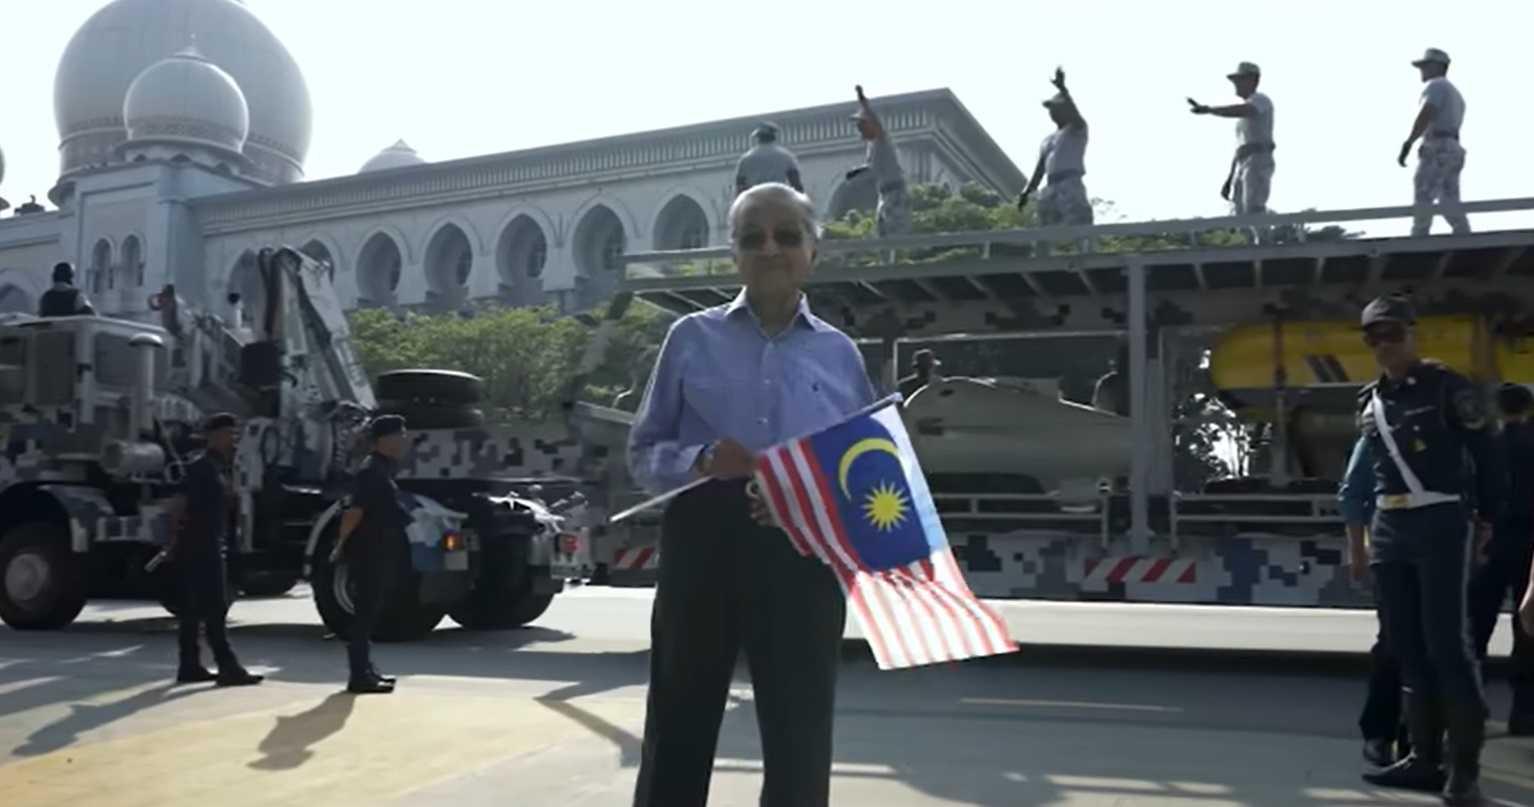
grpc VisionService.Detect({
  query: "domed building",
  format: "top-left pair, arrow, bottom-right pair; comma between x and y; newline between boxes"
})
0,0 -> 1019,321
52,0 -> 310,188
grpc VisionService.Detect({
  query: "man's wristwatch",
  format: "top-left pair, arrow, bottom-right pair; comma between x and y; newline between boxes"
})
697,442 -> 718,475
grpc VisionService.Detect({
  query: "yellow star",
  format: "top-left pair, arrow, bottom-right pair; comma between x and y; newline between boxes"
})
862,481 -> 909,532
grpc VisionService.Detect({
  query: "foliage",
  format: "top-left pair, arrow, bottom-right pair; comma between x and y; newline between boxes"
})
348,302 -> 672,421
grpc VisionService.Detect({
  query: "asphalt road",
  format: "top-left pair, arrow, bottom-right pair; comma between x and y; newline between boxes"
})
1,585 -> 1530,806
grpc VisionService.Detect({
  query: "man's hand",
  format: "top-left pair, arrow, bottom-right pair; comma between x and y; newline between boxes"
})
1473,518 -> 1494,566
1397,140 -> 1413,168
1187,98 -> 1210,115
701,438 -> 755,479
1017,190 -> 1031,211
746,481 -> 778,528
1052,67 -> 1067,92
1220,176 -> 1233,201
856,84 -> 867,104
1349,544 -> 1370,584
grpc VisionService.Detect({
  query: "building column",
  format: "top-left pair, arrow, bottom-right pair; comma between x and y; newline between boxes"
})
1127,260 -> 1152,551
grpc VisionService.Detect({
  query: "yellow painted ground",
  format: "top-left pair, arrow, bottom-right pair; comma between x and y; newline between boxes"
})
0,684 -> 644,807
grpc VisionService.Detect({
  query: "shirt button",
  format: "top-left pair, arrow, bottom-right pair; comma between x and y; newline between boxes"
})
758,417 -> 768,425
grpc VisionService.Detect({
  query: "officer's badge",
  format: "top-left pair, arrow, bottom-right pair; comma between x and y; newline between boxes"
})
1411,438 -> 1426,452
1452,388 -> 1487,429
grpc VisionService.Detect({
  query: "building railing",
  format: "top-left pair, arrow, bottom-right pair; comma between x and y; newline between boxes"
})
621,196 -> 1534,284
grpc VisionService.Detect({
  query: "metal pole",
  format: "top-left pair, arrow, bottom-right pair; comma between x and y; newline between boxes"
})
1270,314 -> 1290,488
1127,261 -> 1151,550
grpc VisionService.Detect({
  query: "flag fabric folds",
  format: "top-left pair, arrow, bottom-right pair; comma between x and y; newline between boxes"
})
752,398 -> 1018,670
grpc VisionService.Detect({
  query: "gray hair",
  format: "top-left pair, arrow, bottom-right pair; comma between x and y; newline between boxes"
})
728,182 -> 821,249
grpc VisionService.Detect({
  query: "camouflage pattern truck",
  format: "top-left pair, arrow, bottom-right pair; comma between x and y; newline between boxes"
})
0,246 -> 602,640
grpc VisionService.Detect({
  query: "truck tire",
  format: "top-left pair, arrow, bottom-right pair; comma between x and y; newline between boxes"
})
238,570 -> 299,598
449,573 -> 555,630
0,522 -> 86,630
311,531 -> 444,642
374,370 -> 483,406
373,401 -> 485,430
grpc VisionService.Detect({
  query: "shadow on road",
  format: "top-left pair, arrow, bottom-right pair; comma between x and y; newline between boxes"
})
11,681 -> 206,758
248,691 -> 357,771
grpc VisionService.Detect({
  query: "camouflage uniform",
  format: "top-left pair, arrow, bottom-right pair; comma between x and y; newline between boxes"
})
1036,125 -> 1093,227
1411,75 -> 1469,236
850,101 -> 911,237
1231,92 -> 1275,216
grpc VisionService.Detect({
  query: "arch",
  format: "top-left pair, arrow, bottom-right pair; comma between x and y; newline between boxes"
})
495,214 -> 548,308
651,194 -> 712,251
298,238 -> 337,283
827,174 -> 878,221
90,238 -> 113,295
491,204 -> 560,249
423,214 -> 485,259
226,250 -> 268,331
297,232 -> 346,274
570,194 -> 643,244
355,231 -> 403,307
120,234 -> 144,288
571,204 -> 626,310
0,284 -> 33,315
352,223 -> 414,266
423,222 -> 473,310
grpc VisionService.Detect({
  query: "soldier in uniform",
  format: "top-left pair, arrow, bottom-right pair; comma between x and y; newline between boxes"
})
845,85 -> 911,237
1018,67 -> 1092,228
1467,383 -> 1534,735
1189,62 -> 1276,238
897,349 -> 941,401
1354,295 -> 1503,804
734,123 -> 803,197
165,413 -> 263,687
37,262 -> 95,317
331,414 -> 411,694
1400,48 -> 1470,237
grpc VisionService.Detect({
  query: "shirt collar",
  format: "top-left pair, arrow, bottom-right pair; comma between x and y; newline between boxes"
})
725,288 -> 829,333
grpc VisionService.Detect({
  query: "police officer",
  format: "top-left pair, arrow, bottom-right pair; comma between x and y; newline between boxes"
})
1467,383 -> 1534,735
897,349 -> 941,401
37,262 -> 95,317
1399,48 -> 1469,237
845,85 -> 911,237
1018,67 -> 1092,227
166,413 -> 262,687
1189,62 -> 1276,236
1354,295 -> 1503,804
734,123 -> 804,197
331,414 -> 411,694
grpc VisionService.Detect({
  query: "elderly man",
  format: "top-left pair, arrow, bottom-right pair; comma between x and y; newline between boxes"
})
845,85 -> 911,237
1189,62 -> 1276,228
1018,67 -> 1092,227
628,182 -> 877,806
1399,48 -> 1470,236
735,123 -> 804,197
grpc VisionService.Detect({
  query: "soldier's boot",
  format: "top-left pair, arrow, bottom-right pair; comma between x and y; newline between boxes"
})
348,643 -> 393,694
1442,703 -> 1485,806
209,632 -> 263,687
370,664 -> 396,685
1363,694 -> 1446,793
176,624 -> 216,683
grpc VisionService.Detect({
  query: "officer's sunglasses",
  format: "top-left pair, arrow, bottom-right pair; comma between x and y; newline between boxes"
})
736,227 -> 806,252
1363,325 -> 1408,347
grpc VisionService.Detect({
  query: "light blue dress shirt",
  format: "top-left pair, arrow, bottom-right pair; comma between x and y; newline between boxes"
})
1338,435 -> 1376,526
628,290 -> 878,494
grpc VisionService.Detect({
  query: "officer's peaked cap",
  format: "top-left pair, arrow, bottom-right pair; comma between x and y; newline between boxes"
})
203,412 -> 239,432
1360,295 -> 1416,329
370,414 -> 406,438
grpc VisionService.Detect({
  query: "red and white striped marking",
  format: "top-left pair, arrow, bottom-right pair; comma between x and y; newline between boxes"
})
1083,556 -> 1197,586
611,546 -> 660,571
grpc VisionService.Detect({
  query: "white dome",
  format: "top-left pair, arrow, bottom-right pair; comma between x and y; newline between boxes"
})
360,140 -> 427,173
124,47 -> 250,156
53,0 -> 311,185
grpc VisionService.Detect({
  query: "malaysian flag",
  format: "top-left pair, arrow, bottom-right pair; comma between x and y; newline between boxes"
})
752,397 -> 1018,670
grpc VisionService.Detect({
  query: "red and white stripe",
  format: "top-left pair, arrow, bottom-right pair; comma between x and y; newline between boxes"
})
611,546 -> 660,571
1082,556 -> 1197,586
755,437 -> 1016,671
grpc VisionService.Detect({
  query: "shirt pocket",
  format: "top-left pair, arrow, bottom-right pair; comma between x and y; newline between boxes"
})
791,364 -> 855,421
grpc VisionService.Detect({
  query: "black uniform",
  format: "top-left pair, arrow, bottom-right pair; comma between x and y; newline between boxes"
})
173,451 -> 245,678
37,283 -> 94,317
1358,354 -> 1503,791
345,451 -> 410,683
1468,416 -> 1534,730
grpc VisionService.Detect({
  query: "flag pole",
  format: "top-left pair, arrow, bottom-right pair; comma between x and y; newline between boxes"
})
605,394 -> 903,525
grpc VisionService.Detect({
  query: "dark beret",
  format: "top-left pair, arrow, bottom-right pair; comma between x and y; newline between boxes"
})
203,412 -> 239,432
370,414 -> 406,438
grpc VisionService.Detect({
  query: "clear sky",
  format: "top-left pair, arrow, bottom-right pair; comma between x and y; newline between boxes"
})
2,0 -> 1531,231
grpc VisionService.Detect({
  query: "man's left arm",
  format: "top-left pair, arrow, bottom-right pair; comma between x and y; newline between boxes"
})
1447,377 -> 1506,535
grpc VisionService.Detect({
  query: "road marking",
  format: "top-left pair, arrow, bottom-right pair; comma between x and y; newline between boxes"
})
959,697 -> 1183,713
0,690 -> 646,807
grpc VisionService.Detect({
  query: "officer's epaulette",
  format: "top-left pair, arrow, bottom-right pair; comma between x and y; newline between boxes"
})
1356,380 -> 1379,402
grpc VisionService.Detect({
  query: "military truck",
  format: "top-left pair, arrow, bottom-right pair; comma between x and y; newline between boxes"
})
601,197 -> 1534,608
0,246 -> 608,639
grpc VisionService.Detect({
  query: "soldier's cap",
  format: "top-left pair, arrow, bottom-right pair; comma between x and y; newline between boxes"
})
1412,48 -> 1451,68
911,348 -> 940,366
1226,61 -> 1261,80
203,412 -> 239,432
751,122 -> 780,141
1360,295 -> 1417,329
52,262 -> 74,283
370,414 -> 407,438
1497,382 -> 1533,415
1042,92 -> 1070,109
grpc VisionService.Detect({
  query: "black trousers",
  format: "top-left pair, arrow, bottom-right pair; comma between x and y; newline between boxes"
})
1467,521 -> 1534,716
632,480 -> 847,807
347,548 -> 398,680
1371,504 -> 1487,717
1359,604 -> 1407,745
176,552 -> 238,671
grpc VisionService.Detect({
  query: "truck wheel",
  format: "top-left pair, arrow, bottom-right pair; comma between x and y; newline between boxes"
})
374,596 -> 446,642
239,571 -> 299,598
373,401 -> 485,430
374,370 -> 483,406
0,523 -> 86,630
311,533 -> 444,642
449,579 -> 554,630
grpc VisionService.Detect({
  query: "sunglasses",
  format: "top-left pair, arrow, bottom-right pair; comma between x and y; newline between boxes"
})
1363,326 -> 1407,347
736,227 -> 806,252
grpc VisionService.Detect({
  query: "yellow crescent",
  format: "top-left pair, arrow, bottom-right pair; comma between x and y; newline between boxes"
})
838,438 -> 900,497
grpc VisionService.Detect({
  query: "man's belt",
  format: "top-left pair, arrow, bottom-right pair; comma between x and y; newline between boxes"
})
1428,130 -> 1460,140
1235,142 -> 1276,160
1047,170 -> 1084,185
1376,491 -> 1461,510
